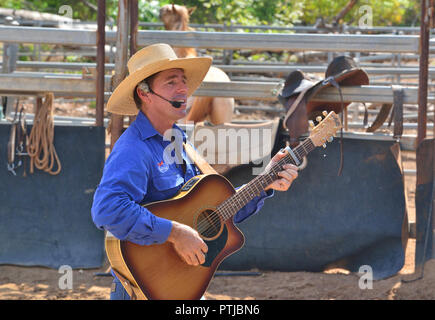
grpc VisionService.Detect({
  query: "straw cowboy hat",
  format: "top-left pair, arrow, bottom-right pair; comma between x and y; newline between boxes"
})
107,43 -> 212,115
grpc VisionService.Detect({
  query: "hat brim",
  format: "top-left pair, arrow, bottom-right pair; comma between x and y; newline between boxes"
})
107,56 -> 212,116
280,78 -> 316,98
305,68 -> 369,116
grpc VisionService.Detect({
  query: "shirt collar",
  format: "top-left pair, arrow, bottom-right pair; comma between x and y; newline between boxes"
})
134,110 -> 187,143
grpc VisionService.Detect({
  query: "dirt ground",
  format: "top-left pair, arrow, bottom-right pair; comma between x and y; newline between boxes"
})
0,100 -> 433,300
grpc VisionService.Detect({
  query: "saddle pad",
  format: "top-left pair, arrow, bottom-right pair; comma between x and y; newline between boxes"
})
191,118 -> 280,175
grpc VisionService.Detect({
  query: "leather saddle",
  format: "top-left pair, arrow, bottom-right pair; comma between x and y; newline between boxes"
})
278,56 -> 369,146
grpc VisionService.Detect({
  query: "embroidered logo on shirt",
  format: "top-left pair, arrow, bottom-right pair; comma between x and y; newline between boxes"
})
157,160 -> 169,173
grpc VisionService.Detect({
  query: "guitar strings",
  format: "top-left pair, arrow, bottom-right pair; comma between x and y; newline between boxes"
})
197,138 -> 316,234
195,172 -> 272,235
196,160 -> 285,235
195,140 -> 316,236
196,156 -> 286,229
195,149 -> 297,235
212,138 -> 315,220
196,140 -> 316,236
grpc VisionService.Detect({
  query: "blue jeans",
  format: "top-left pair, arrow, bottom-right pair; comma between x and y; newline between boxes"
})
110,276 -> 130,300
110,276 -> 206,300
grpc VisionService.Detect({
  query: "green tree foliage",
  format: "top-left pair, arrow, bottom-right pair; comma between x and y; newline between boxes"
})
174,0 -> 304,27
0,0 -> 119,21
156,0 -> 419,27
301,0 -> 419,26
0,0 -> 421,27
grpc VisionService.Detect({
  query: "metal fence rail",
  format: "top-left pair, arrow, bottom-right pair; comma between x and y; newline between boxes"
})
4,18 -> 433,35
0,25 -> 107,46
0,25 -> 431,141
0,72 -> 428,105
136,30 -> 421,53
9,61 -> 434,79
0,26 -> 423,53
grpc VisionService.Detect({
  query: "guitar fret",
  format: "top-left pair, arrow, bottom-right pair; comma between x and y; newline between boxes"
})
236,197 -> 243,208
219,200 -> 233,221
241,189 -> 250,205
243,186 -> 252,201
248,182 -> 260,198
239,191 -> 247,208
294,146 -> 303,160
296,143 -> 307,160
305,141 -> 310,153
219,140 -> 325,222
225,206 -> 233,220
219,206 -> 228,220
259,175 -> 268,189
253,180 -> 262,195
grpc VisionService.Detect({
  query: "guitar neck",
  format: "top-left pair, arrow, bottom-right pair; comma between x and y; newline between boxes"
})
217,138 -> 316,221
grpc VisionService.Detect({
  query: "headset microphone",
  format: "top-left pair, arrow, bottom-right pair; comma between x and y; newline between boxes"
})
138,81 -> 183,109
149,88 -> 183,109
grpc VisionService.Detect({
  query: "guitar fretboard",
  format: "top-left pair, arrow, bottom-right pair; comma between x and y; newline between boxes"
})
217,138 -> 316,221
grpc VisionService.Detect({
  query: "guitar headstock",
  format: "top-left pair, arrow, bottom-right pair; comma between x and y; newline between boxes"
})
309,111 -> 342,147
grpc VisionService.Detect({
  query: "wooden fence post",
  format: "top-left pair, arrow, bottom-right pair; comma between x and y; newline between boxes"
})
96,0 -> 106,127
110,0 -> 130,151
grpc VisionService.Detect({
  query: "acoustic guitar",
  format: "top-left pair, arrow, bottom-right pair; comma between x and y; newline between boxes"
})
105,111 -> 342,300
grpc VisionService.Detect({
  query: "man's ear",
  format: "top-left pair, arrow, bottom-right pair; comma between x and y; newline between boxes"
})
136,85 -> 151,103
138,81 -> 149,93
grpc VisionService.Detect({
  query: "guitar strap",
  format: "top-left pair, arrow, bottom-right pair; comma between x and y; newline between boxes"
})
391,85 -> 404,140
366,85 -> 404,139
183,142 -> 217,175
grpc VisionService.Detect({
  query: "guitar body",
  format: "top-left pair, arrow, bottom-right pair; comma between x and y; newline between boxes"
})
105,174 -> 245,300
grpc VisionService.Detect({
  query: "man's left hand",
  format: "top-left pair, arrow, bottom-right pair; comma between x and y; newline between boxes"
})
264,150 -> 299,192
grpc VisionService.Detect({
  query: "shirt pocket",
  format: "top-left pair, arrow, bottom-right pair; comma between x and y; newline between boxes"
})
149,173 -> 185,201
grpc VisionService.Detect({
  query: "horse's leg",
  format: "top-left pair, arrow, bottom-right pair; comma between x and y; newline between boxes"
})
208,97 -> 235,125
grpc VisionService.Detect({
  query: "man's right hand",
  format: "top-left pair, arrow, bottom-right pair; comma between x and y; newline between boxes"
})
167,221 -> 208,266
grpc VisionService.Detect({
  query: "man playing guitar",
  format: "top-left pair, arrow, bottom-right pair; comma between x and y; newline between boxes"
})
91,43 -> 298,300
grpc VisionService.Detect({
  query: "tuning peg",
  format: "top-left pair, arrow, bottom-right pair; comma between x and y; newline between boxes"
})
316,116 -> 322,122
322,110 -> 328,117
308,120 -> 315,127
327,136 -> 333,142
322,143 -> 327,148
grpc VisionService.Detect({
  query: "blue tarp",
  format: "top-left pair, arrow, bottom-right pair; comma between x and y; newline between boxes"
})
415,138 -> 435,271
221,136 -> 408,280
0,124 -> 106,269
0,123 -> 408,279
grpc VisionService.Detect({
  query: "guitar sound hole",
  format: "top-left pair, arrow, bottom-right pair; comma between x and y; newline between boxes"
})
196,209 -> 223,240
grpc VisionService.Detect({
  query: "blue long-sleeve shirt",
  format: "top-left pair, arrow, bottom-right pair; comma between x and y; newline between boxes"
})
91,110 -> 273,246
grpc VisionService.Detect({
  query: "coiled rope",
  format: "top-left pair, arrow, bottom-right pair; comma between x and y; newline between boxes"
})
27,93 -> 61,175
